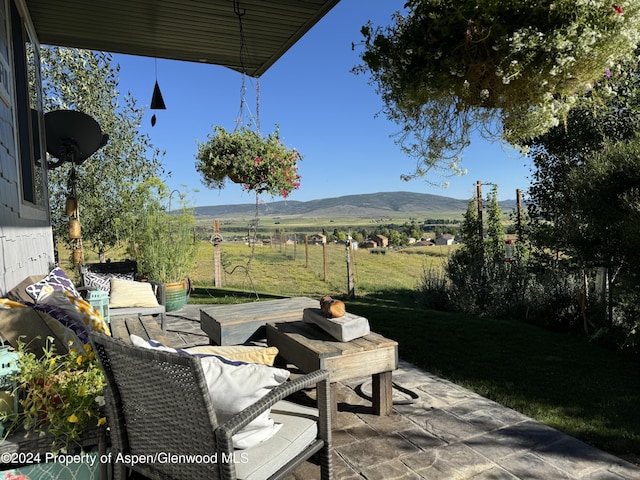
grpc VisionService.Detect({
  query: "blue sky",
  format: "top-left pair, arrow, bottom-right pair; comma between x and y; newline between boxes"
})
113,1 -> 532,208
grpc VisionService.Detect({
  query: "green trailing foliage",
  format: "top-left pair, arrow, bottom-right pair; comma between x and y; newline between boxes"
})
355,0 -> 640,181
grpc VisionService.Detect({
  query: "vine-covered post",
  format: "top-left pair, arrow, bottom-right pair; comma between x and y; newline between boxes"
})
476,180 -> 483,251
212,219 -> 223,287
346,237 -> 355,298
323,237 -> 328,283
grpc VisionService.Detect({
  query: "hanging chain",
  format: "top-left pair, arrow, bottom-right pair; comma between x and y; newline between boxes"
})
234,0 -> 247,129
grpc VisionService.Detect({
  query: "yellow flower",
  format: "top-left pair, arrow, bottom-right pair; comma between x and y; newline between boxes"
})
68,414 -> 79,423
76,355 -> 84,366
83,344 -> 92,353
97,417 -> 107,427
49,358 -> 56,366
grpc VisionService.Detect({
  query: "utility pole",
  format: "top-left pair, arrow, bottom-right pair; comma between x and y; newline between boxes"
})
516,188 -> 523,233
476,180 -> 483,243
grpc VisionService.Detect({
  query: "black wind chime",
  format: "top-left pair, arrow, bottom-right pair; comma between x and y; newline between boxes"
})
150,59 -> 166,126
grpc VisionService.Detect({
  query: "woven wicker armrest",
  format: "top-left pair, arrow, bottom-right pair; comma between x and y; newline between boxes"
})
215,369 -> 331,453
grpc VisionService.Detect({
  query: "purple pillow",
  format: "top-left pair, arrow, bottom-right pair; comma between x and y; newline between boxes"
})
29,301 -> 90,343
83,271 -> 134,295
25,267 -> 81,302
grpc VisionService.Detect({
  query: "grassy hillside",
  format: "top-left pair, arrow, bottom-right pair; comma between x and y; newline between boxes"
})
193,190 -> 517,220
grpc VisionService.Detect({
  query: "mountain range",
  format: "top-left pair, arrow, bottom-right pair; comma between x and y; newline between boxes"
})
193,191 -> 517,219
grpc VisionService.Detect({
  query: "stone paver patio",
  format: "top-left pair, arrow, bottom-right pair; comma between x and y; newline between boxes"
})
161,305 -> 640,479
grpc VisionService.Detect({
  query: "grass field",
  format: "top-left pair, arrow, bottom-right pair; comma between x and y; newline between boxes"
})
191,241 -> 454,297
187,240 -> 640,465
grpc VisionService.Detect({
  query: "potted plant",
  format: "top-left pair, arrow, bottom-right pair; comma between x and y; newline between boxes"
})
195,125 -> 302,198
0,338 -> 106,451
129,181 -> 198,311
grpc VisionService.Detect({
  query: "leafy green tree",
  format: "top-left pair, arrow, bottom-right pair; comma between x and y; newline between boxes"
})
485,187 -> 505,264
404,220 -> 422,241
458,198 -> 483,259
41,47 -> 164,260
525,57 -> 640,331
333,228 -> 347,242
387,230 -> 401,247
567,138 -> 640,327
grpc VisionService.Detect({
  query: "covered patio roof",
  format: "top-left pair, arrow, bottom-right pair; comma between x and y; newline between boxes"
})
24,0 -> 340,77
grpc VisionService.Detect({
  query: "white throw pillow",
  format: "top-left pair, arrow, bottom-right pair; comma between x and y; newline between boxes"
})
109,278 -> 159,308
129,335 -> 289,449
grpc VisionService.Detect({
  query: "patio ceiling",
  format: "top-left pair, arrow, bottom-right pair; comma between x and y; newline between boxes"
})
24,0 -> 340,77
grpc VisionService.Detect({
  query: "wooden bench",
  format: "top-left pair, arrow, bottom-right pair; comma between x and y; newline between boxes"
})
109,316 -> 172,346
266,321 -> 398,423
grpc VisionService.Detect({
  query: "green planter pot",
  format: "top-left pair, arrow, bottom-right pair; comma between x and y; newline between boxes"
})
165,279 -> 190,312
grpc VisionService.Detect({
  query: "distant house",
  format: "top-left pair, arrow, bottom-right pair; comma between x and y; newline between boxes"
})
359,240 -> 377,249
413,240 -> 435,247
372,234 -> 388,247
435,234 -> 455,246
308,234 -> 326,245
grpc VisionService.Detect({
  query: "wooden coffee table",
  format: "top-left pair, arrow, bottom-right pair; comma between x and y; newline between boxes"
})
266,321 -> 398,422
200,297 -> 318,345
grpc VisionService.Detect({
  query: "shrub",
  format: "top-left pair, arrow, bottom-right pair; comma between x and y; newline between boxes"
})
417,263 -> 451,311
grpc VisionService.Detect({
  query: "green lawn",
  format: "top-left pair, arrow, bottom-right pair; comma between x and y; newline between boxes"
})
189,241 -> 640,465
344,291 -> 640,465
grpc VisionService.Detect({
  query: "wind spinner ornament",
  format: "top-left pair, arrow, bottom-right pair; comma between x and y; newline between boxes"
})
150,80 -> 166,126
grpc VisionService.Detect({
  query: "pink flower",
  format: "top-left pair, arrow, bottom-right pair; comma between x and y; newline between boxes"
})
282,189 -> 288,197
612,4 -> 624,14
605,69 -> 612,78
254,157 -> 263,165
5,474 -> 31,480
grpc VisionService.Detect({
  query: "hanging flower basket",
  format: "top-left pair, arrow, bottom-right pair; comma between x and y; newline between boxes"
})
196,126 -> 302,198
356,1 -> 640,176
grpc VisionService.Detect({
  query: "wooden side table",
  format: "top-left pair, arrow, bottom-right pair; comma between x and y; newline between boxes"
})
266,321 -> 398,423
200,297 -> 318,345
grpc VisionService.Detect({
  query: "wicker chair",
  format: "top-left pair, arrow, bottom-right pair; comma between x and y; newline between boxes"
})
90,332 -> 333,480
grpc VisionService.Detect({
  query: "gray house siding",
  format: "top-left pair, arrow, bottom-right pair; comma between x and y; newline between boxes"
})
0,0 -> 54,296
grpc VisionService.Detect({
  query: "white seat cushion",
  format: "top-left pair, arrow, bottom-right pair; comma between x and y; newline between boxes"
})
129,335 -> 290,449
235,400 -> 319,480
